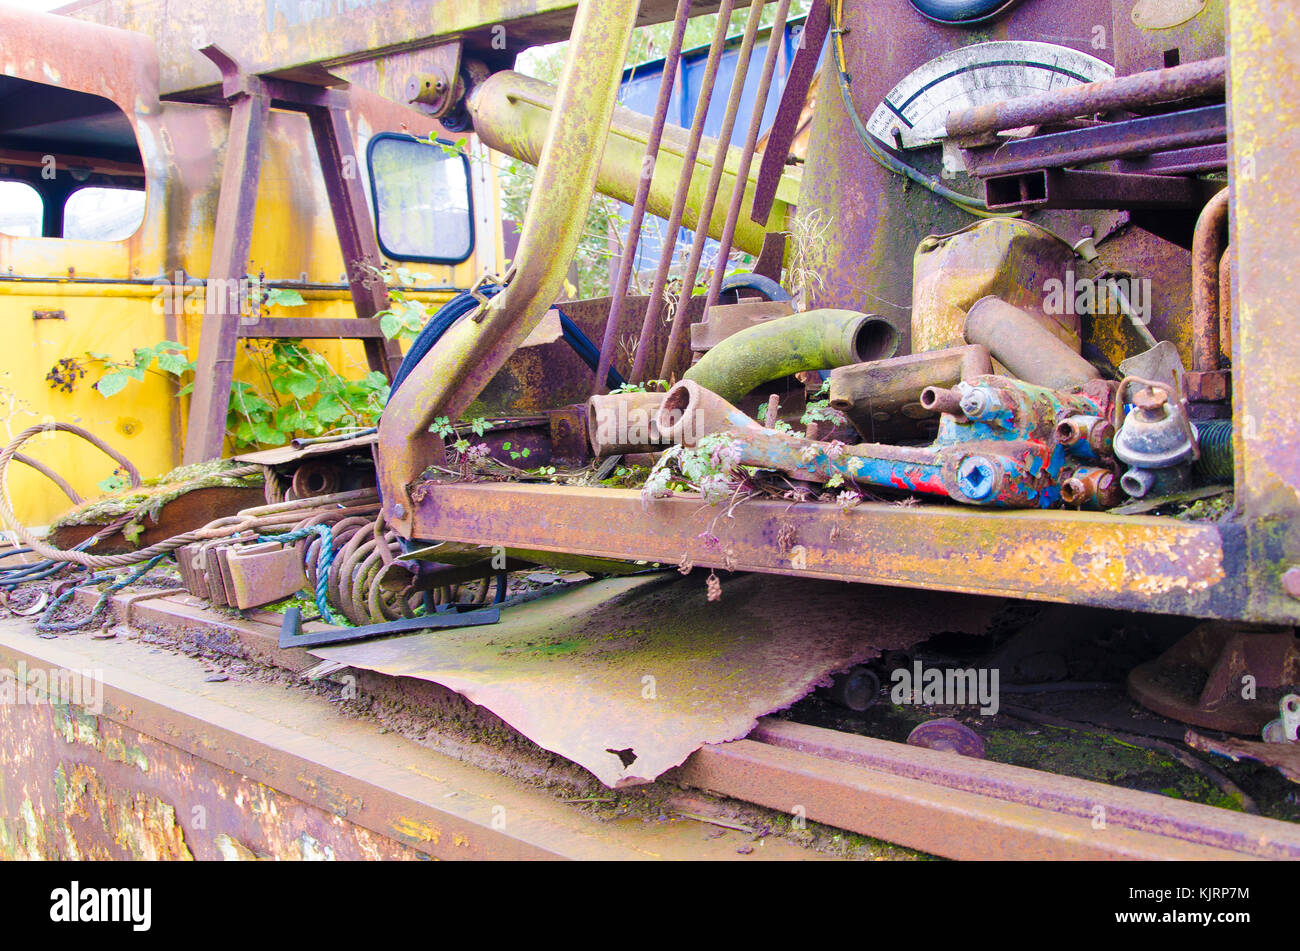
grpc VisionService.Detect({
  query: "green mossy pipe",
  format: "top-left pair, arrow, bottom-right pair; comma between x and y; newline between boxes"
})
683,308 -> 901,403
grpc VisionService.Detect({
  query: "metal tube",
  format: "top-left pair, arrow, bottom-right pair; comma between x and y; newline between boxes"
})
587,393 -> 669,457
704,0 -> 792,312
945,56 -> 1227,143
684,308 -> 900,403
1192,188 -> 1231,373
593,0 -> 693,396
963,296 -> 1100,390
1219,244 -> 1232,367
465,71 -> 791,258
659,0 -> 767,381
376,0 -> 639,531
631,0 -> 737,382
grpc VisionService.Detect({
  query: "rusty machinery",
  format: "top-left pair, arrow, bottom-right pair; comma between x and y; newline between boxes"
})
53,0 -> 1299,738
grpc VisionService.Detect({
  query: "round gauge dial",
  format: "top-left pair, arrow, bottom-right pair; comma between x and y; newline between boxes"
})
867,40 -> 1115,150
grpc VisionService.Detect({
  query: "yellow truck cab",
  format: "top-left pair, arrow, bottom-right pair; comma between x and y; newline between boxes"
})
0,5 -> 500,527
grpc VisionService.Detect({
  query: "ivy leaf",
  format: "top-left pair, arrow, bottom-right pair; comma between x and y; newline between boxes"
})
314,396 -> 347,423
122,521 -> 145,545
95,372 -> 130,397
156,350 -> 190,375
379,311 -> 402,339
264,288 -> 306,308
252,420 -> 279,444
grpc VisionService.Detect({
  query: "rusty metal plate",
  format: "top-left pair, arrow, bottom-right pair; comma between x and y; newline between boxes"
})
225,543 -> 310,610
311,573 -> 1000,787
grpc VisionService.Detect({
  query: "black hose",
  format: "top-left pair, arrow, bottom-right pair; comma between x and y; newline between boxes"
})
387,285 -> 624,401
719,272 -> 793,303
908,0 -> 1024,24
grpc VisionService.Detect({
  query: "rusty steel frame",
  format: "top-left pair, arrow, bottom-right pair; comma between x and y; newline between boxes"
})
371,0 -> 1300,627
183,49 -> 402,463
677,718 -> 1300,860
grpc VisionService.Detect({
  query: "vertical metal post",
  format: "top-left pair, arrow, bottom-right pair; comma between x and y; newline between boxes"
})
704,0 -> 791,311
659,0 -> 767,380
182,81 -> 270,463
307,103 -> 404,378
630,0 -> 737,382
1228,0 -> 1300,621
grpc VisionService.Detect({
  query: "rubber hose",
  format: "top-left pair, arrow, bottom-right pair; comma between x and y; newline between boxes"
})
908,0 -> 1023,24
719,272 -> 793,303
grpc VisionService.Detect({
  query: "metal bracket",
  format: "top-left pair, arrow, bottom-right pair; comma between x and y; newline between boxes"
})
277,604 -> 499,649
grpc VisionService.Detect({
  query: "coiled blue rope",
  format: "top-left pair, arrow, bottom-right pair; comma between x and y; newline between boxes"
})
256,525 -> 340,625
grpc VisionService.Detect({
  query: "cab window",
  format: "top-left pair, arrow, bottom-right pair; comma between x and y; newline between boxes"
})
367,133 -> 474,264
0,75 -> 145,240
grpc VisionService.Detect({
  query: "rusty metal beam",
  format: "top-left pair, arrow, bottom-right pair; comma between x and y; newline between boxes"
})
747,719 -> 1300,859
306,102 -> 403,377
676,721 -> 1300,860
67,0 -> 753,97
182,70 -> 270,463
401,481 -> 1263,620
1229,0 -> 1300,622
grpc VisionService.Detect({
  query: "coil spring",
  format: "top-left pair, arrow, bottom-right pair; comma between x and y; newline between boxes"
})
1195,419 -> 1233,482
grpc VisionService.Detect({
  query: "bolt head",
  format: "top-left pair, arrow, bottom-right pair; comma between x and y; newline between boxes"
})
956,455 -> 999,501
1283,567 -> 1300,600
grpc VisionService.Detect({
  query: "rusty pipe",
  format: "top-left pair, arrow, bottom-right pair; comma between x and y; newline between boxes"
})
828,344 -> 991,431
587,392 -> 668,457
945,56 -> 1226,143
466,71 -> 795,262
685,308 -> 901,404
1219,243 -> 1232,366
376,0 -> 639,530
657,379 -> 944,491
963,296 -> 1100,389
1192,188 -> 1231,373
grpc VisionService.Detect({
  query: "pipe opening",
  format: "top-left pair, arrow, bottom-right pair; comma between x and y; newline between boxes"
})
852,317 -> 902,364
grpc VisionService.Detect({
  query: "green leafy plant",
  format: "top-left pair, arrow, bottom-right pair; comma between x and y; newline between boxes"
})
91,342 -> 195,398
226,340 -> 389,449
371,264 -> 438,341
87,277 -> 390,451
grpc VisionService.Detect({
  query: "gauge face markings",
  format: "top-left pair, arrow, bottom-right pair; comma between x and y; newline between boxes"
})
866,41 -> 1115,149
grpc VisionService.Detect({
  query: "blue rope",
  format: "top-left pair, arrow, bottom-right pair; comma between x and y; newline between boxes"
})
36,551 -> 172,633
256,525 -> 340,625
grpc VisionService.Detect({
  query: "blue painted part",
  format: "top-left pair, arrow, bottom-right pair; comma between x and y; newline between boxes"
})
616,14 -> 825,267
